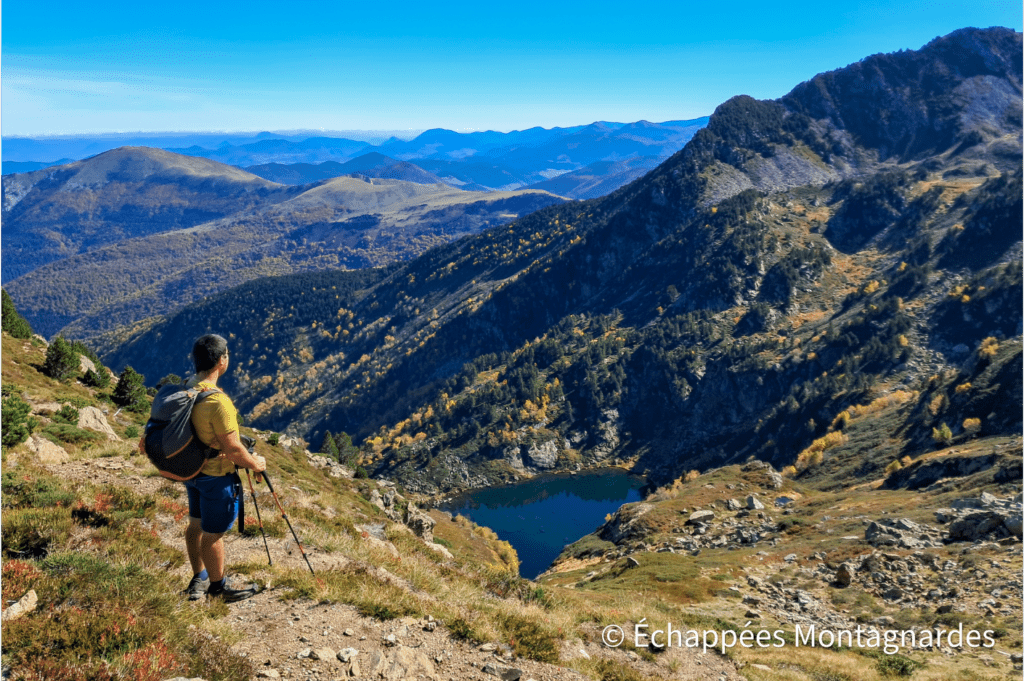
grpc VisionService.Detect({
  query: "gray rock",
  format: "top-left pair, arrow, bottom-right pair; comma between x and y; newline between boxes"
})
687,510 -> 715,525
337,648 -> 359,663
626,556 -> 641,568
726,499 -> 742,511
747,495 -> 765,510
483,663 -> 523,681
1003,514 -> 1023,538
948,512 -> 1010,541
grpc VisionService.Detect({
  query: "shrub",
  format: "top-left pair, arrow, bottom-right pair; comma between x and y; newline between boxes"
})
112,367 -> 147,412
53,404 -> 80,426
831,410 -> 851,431
884,460 -> 902,476
43,337 -> 80,383
42,423 -> 103,446
683,469 -> 700,482
931,423 -> 952,447
125,425 -> 139,439
2,394 -> 37,448
954,382 -> 971,395
268,433 -> 281,446
962,417 -> 981,436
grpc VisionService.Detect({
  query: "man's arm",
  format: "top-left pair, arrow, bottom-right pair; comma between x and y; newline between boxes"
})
214,430 -> 267,472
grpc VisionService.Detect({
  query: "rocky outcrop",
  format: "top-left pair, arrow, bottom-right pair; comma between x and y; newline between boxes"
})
524,440 -> 558,469
305,451 -> 353,479
864,518 -> 944,549
77,406 -> 120,441
597,502 -> 655,543
368,483 -> 436,543
741,461 -> 784,490
935,493 -> 1023,541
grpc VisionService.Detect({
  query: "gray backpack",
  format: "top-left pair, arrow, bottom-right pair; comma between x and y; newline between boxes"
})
144,384 -> 221,481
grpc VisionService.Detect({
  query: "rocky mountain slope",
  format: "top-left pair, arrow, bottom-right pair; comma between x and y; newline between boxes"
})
4,152 -> 565,339
104,28 -> 1023,499
3,297 -> 1021,681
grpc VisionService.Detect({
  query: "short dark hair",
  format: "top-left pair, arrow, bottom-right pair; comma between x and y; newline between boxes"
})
192,334 -> 229,373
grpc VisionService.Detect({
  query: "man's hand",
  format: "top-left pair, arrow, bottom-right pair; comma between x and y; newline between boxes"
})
214,430 -> 267,472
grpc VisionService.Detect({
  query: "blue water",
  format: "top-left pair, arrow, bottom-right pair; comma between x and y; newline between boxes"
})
439,469 -> 645,579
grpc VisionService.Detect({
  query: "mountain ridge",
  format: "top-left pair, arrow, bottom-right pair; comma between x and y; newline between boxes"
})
104,28 -> 1022,494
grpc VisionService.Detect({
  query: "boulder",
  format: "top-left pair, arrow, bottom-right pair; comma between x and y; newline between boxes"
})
1,590 -> 37,621
746,495 -> 765,510
78,355 -> 97,375
78,406 -> 120,441
1004,514 -> 1023,538
948,512 -> 1010,541
687,510 -> 715,525
25,435 -> 69,464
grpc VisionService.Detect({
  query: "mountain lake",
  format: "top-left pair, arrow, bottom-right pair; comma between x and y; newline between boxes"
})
439,468 -> 646,578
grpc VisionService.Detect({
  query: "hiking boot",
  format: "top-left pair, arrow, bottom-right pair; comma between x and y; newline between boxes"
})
207,576 -> 257,603
186,575 -> 209,601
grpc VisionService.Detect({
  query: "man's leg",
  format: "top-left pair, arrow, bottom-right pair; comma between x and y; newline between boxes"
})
200,531 -> 226,582
185,517 -> 205,575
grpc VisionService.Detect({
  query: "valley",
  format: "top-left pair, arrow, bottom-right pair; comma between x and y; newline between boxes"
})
1,25 -> 1021,681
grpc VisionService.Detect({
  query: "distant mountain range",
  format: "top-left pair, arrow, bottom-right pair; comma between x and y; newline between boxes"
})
102,27 -> 1023,496
3,118 -> 709,200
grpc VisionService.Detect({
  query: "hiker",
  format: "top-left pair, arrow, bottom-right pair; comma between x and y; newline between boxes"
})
140,334 -> 266,602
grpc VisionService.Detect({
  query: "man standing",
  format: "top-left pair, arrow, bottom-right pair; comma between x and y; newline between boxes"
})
179,334 -> 266,602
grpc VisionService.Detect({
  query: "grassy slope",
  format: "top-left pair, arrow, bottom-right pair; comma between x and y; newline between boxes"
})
4,331 -> 1021,680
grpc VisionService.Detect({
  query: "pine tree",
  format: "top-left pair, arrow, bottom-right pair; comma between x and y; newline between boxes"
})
113,366 -> 148,412
320,431 -> 340,460
43,336 -> 80,382
1,289 -> 33,339
335,432 -> 356,464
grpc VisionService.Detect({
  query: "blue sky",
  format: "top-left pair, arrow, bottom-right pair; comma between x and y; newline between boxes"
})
3,0 -> 1020,136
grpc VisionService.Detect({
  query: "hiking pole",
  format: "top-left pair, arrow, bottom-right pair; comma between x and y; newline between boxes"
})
240,436 -> 273,565
261,471 -> 323,586
244,468 -> 273,566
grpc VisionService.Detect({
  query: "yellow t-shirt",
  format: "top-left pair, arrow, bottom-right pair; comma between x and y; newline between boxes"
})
187,378 -> 239,477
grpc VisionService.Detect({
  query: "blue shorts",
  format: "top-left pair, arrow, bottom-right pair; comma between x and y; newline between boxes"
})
184,474 -> 239,534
